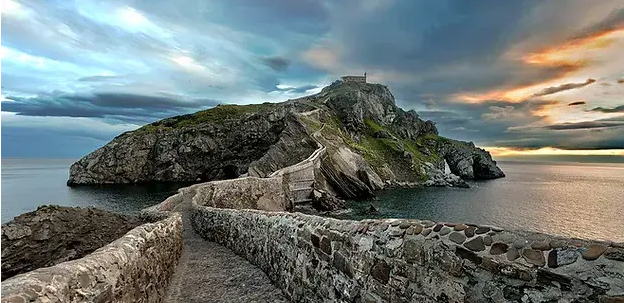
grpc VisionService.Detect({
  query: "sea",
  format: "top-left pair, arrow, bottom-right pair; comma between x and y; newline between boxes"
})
2,158 -> 624,242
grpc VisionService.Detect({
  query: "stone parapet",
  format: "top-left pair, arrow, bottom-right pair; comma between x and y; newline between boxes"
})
190,203 -> 624,302
192,176 -> 291,211
1,214 -> 183,303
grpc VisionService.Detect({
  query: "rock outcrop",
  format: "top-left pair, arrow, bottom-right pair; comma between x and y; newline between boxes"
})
68,80 -> 505,199
1,205 -> 140,281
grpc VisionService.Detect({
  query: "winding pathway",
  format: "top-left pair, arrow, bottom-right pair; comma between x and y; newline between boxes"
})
164,191 -> 287,303
164,117 -> 325,302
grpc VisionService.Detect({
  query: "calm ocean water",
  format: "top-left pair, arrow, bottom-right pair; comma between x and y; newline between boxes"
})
2,158 -> 623,241
346,161 -> 624,242
1,158 -> 186,223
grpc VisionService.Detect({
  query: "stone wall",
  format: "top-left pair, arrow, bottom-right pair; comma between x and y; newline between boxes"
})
1,214 -> 183,303
193,176 -> 291,211
190,204 -> 624,302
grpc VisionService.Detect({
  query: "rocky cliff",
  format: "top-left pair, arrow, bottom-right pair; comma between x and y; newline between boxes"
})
68,80 -> 504,198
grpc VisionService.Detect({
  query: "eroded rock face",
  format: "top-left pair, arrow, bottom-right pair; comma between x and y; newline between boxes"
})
438,139 -> 505,180
1,205 -> 140,281
247,115 -> 318,178
67,107 -> 294,185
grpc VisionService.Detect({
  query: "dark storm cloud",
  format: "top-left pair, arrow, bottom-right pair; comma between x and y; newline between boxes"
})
261,57 -> 291,72
568,101 -> 587,106
532,79 -> 596,97
497,115 -> 624,149
308,0 -> 624,108
493,128 -> 624,150
545,120 -> 624,130
307,0 -> 624,150
2,92 -> 220,123
315,0 -> 576,96
590,105 -> 624,113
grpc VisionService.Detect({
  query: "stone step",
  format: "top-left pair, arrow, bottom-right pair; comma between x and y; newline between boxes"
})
289,180 -> 314,189
290,189 -> 314,204
292,178 -> 315,183
290,187 -> 314,192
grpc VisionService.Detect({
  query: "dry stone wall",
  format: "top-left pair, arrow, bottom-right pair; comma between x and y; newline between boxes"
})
1,214 -> 183,303
191,204 -> 624,303
193,176 -> 291,211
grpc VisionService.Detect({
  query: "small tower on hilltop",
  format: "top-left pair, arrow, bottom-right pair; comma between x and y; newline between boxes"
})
341,72 -> 367,84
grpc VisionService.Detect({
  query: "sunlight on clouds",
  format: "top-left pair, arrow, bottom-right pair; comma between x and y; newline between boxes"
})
302,45 -> 340,71
171,55 -> 205,71
1,96 -> 15,103
484,147 -> 624,157
456,28 -> 624,104
118,7 -> 149,28
112,6 -> 170,37
76,2 -> 171,39
521,29 -> 623,68
2,46 -> 46,68
1,0 -> 27,17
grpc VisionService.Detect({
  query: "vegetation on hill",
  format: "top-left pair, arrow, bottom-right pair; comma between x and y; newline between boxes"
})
138,103 -> 279,132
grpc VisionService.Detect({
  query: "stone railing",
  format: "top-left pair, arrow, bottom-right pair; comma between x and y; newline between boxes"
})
1,214 -> 183,303
190,202 -> 624,302
192,176 -> 290,211
142,175 -> 291,213
270,144 -> 325,204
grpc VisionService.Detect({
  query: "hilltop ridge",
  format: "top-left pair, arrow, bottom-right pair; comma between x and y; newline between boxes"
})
67,80 -> 504,199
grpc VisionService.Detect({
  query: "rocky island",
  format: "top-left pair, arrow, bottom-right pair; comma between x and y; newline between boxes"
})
67,79 -> 504,203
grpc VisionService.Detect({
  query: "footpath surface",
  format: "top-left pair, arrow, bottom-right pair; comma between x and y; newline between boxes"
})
164,194 -> 288,303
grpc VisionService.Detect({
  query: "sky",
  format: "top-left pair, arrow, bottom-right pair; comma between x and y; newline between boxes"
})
1,0 -> 623,159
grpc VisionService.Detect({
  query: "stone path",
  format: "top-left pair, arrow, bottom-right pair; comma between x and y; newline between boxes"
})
164,193 -> 287,303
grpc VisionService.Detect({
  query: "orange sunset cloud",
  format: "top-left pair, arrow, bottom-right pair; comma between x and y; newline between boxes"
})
455,28 -> 624,104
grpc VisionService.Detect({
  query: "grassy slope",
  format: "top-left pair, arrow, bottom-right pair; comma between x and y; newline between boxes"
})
300,111 -> 445,182
137,103 -> 279,133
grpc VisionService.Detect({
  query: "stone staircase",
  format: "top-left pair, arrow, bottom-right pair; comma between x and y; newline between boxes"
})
288,179 -> 315,203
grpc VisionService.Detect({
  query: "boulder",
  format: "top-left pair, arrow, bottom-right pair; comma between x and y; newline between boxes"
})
312,190 -> 346,212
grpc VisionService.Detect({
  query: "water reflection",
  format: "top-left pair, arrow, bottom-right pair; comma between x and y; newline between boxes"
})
67,183 -> 190,215
344,162 -> 624,242
1,158 -> 188,222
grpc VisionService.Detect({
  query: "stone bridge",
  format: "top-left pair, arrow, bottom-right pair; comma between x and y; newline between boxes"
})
3,141 -> 624,302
